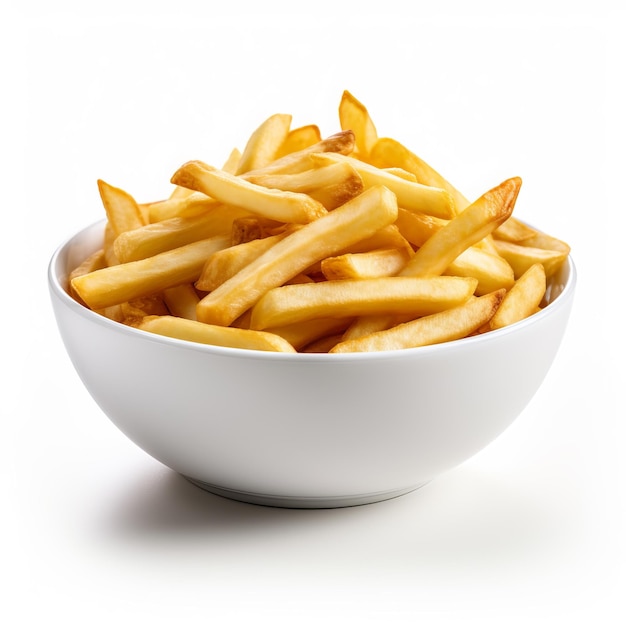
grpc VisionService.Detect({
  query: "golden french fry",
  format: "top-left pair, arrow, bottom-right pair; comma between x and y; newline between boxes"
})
338,90 -> 378,158
250,276 -> 478,330
162,284 -> 200,321
311,152 -> 456,219
275,124 -> 322,159
72,235 -> 230,310
342,225 -> 414,257
95,297 -> 168,326
489,263 -> 546,330
137,315 -> 296,353
145,145 -> 243,222
246,161 -> 364,210
235,113 -> 292,175
148,193 -> 218,222
331,290 -> 505,353
491,239 -> 568,278
395,207 -> 448,247
267,317 -> 353,351
445,246 -> 515,295
399,177 -> 521,278
519,230 -> 571,255
97,179 -> 146,236
114,204 -> 252,263
383,167 -> 418,182
119,296 -> 169,323
302,333 -> 345,353
221,147 -> 242,174
68,249 -> 107,304
168,184 -> 196,200
230,308 -> 252,329
68,249 -> 107,283
339,313 -> 395,342
103,222 -> 119,266
196,185 -> 399,327
242,130 -> 355,177
368,137 -> 470,212
146,191 -> 219,222
230,216 -> 287,245
171,160 -> 327,224
493,215 -> 537,243
96,304 -> 125,322
304,224 -> 414,277
195,233 -> 287,292
321,248 -> 411,280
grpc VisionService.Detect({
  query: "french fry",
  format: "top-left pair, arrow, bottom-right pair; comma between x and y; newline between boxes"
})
246,161 -> 364,210
171,160 -> 328,224
489,263 -> 546,330
395,207 -> 448,247
230,216 -> 287,245
491,239 -> 568,278
275,124 -> 322,159
196,185 -> 399,327
68,249 -> 107,283
94,296 -> 168,326
146,191 -> 219,222
68,249 -> 107,304
114,204 -> 252,263
249,276 -> 478,330
302,333 -> 345,353
235,112 -> 292,175
137,315 -> 296,353
97,179 -> 146,235
394,208 -> 514,293
221,147 -> 242,174
493,215 -> 537,243
399,177 -> 521,278
119,296 -> 170,324
383,167 -> 418,181
162,284 -> 201,321
368,137 -> 470,212
331,290 -> 505,353
311,152 -> 456,219
72,235 -> 231,310
445,246 -> 515,295
303,225 -> 414,278
242,130 -> 355,177
97,304 -> 125,323
321,248 -> 411,280
267,317 -> 354,351
338,90 -> 378,158
168,184 -> 196,200
341,225 -> 414,258
195,233 -> 288,292
518,230 -> 571,255
339,313 -> 390,342
103,222 -> 119,266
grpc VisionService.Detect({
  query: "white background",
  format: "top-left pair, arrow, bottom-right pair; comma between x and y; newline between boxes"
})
2,2 -> 624,624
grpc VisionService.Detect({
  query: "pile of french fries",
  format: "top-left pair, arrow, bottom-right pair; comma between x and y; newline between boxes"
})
69,91 -> 571,353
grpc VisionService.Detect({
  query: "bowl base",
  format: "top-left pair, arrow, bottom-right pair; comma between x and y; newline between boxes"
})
184,476 -> 427,509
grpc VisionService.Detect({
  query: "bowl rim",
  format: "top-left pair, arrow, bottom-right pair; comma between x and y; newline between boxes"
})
48,218 -> 577,363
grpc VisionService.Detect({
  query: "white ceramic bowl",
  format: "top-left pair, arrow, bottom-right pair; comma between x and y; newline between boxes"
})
49,219 -> 576,508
